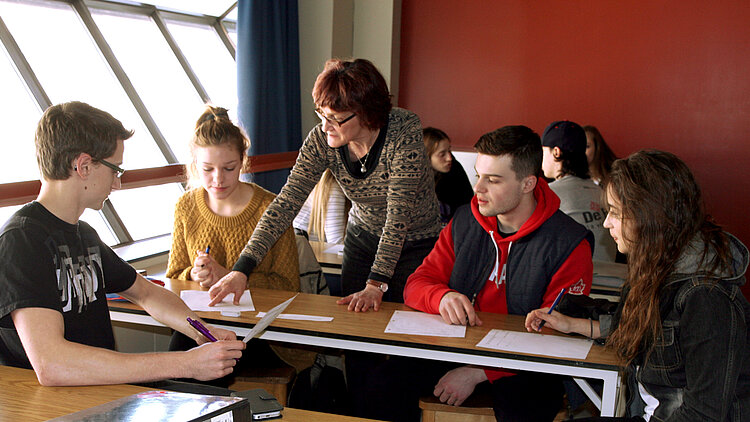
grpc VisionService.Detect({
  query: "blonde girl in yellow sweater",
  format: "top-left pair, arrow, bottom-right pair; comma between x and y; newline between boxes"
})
166,106 -> 298,292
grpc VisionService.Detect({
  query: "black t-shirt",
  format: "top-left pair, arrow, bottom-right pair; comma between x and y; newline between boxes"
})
0,202 -> 136,368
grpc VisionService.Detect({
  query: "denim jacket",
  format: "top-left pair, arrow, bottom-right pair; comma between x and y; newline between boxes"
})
605,233 -> 750,421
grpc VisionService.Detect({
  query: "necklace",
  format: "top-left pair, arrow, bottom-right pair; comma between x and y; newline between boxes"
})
358,150 -> 370,172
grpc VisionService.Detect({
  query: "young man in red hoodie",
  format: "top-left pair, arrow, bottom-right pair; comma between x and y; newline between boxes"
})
403,125 -> 594,422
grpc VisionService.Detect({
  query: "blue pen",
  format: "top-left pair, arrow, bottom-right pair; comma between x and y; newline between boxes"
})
199,246 -> 211,268
538,288 -> 566,330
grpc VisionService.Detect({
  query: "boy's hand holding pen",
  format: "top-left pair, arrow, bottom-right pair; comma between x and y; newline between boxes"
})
187,317 -> 241,362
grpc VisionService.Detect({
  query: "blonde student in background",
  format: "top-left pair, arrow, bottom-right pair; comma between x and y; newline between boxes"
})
293,168 -> 350,244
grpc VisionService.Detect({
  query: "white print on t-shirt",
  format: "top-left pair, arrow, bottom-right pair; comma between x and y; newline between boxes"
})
568,278 -> 586,295
53,244 -> 103,313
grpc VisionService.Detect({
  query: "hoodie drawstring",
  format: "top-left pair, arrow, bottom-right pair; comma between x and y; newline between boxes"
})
488,230 -> 511,289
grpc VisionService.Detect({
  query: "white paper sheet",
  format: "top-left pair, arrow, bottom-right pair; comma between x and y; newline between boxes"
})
323,244 -> 345,255
180,290 -> 255,312
476,329 -> 593,359
243,294 -> 298,342
256,312 -> 333,322
384,310 -> 467,338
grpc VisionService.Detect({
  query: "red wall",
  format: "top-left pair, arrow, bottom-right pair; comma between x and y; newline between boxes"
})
399,0 -> 750,295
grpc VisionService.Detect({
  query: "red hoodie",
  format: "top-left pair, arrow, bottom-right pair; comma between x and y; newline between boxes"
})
404,178 -> 592,381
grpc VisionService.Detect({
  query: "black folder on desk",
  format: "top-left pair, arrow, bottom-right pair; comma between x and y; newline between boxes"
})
48,390 -> 250,421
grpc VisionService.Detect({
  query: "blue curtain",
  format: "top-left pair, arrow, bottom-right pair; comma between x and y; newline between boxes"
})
237,0 -> 301,193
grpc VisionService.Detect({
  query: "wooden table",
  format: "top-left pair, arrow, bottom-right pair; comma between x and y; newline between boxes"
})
308,240 -> 343,275
0,365 -> 380,422
109,280 -> 625,416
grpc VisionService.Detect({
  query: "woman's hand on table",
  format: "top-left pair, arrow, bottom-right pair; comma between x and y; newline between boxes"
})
208,271 -> 248,306
337,282 -> 384,312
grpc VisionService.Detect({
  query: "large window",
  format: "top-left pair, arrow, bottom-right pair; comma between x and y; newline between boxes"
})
0,0 -> 237,245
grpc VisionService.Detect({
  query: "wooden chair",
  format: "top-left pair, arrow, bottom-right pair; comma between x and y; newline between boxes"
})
419,394 -> 495,422
419,393 -> 573,422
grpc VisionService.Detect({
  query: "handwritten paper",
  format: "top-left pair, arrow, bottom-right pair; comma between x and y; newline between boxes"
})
180,290 -> 255,312
384,310 -> 466,338
476,329 -> 593,359
256,312 -> 333,322
243,294 -> 298,342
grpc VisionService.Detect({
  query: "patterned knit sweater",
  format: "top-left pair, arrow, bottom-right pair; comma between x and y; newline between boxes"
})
167,184 -> 299,291
234,108 -> 442,282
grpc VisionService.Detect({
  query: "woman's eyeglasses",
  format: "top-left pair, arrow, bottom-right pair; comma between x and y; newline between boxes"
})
315,108 -> 356,128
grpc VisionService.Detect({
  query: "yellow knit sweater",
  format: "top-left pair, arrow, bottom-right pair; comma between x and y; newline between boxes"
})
166,183 -> 299,291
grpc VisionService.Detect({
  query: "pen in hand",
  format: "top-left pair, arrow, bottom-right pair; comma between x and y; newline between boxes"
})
538,288 -> 566,331
199,246 -> 210,268
465,292 -> 477,325
187,317 -> 240,361
187,317 -> 218,342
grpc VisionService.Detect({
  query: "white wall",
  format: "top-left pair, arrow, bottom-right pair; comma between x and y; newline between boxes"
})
298,0 -> 401,136
454,151 -> 477,183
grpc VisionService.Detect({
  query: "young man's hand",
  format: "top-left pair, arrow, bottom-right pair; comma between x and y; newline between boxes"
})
438,292 -> 482,326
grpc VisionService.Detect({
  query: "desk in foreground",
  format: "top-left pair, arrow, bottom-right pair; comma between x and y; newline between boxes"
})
110,280 -> 625,416
0,365 -> 380,422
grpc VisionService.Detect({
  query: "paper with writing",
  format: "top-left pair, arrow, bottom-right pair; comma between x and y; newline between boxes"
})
243,294 -> 298,342
384,310 -> 467,338
180,290 -> 255,312
476,329 -> 593,359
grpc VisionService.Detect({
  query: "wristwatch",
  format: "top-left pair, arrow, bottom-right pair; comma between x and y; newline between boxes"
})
366,280 -> 389,293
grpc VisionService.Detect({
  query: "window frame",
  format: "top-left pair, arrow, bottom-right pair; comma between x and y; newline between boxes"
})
0,0 -> 241,246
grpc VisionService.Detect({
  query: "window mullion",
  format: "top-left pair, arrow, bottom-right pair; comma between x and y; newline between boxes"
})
151,9 -> 211,104
0,17 -> 51,111
101,198 -> 132,244
213,20 -> 235,60
70,0 -> 179,164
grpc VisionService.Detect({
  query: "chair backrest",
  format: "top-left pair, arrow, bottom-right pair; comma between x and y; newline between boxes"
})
295,234 -> 329,295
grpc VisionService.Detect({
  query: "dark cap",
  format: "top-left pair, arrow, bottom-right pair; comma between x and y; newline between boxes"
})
541,120 -> 586,154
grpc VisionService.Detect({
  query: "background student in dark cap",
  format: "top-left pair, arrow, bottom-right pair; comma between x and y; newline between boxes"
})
541,120 -> 617,262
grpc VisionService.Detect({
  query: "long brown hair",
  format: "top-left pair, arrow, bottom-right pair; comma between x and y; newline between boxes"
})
188,105 -> 250,189
423,127 -> 450,157
583,125 -> 617,184
604,150 -> 730,362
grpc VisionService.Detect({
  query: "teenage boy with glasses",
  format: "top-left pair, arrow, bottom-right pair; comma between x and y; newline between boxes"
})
0,101 -> 245,386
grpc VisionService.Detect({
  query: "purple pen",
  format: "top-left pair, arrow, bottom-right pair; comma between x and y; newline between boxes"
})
187,317 -> 218,342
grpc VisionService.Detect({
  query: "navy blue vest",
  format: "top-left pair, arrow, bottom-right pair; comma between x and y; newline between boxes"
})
448,205 -> 593,315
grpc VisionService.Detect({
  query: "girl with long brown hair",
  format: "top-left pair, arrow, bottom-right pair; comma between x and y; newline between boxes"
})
583,125 -> 617,186
526,150 -> 749,421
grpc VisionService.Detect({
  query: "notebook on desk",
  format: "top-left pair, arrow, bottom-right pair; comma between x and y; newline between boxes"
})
47,390 -> 250,422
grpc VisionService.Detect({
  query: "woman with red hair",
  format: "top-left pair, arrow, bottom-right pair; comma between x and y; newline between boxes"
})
210,58 -> 441,312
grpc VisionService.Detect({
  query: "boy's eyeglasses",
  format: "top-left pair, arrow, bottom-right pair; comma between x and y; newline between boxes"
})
99,159 -> 125,178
